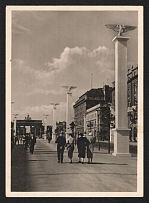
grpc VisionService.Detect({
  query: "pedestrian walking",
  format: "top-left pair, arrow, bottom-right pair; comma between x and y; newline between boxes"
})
55,131 -> 66,163
17,135 -> 19,145
48,132 -> 52,143
11,135 -> 14,150
24,134 -> 29,150
129,127 -> 132,142
30,134 -> 36,154
134,127 -> 137,142
77,132 -> 88,164
33,135 -> 36,145
66,133 -> 74,163
86,132 -> 95,163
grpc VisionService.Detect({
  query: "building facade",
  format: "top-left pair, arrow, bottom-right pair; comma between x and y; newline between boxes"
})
111,66 -> 138,142
127,66 -> 138,142
73,88 -> 104,134
73,86 -> 112,135
85,103 -> 110,140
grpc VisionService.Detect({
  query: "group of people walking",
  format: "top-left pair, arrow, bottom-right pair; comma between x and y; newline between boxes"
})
55,131 -> 96,164
23,133 -> 36,154
13,131 -> 95,161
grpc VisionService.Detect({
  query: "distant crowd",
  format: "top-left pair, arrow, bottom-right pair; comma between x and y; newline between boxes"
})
11,132 -> 37,154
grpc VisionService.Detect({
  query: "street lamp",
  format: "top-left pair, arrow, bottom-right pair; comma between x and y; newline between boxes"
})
50,103 -> 59,140
43,114 -> 49,135
62,86 -> 77,141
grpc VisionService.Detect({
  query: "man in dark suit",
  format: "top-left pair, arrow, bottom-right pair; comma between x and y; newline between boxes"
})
55,132 -> 66,163
30,134 -> 36,154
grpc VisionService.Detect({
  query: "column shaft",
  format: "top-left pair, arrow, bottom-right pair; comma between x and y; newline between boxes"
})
52,109 -> 55,141
112,36 -> 130,156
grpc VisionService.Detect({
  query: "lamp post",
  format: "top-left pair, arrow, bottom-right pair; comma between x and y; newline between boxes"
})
62,86 -> 77,141
43,114 -> 49,139
50,103 -> 59,141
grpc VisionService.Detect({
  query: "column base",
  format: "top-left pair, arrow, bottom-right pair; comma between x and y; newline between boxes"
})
112,152 -> 131,157
112,128 -> 131,156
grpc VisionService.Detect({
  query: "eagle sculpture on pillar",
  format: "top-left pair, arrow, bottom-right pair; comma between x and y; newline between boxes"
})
62,86 -> 77,96
50,103 -> 59,110
62,86 -> 77,92
105,24 -> 137,36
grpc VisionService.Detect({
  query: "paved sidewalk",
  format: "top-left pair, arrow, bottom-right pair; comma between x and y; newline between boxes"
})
11,138 -> 137,192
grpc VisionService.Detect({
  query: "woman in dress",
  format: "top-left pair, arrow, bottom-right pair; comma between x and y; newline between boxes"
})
66,133 -> 74,163
77,133 -> 88,164
86,132 -> 95,163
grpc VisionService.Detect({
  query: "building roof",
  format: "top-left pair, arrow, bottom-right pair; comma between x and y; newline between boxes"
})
75,88 -> 104,103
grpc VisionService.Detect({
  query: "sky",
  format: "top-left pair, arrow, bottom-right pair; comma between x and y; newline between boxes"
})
10,8 -> 138,126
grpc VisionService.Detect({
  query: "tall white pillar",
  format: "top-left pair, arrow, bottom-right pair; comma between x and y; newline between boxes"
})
66,92 -> 72,141
52,108 -> 56,141
112,36 -> 131,156
43,114 -> 49,139
44,117 -> 47,134
62,86 -> 77,141
50,103 -> 59,141
14,118 -> 16,135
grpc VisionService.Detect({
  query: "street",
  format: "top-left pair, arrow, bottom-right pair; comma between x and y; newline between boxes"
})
11,138 -> 137,192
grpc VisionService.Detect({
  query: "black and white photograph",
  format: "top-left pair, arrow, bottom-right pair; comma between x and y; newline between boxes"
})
6,6 -> 143,197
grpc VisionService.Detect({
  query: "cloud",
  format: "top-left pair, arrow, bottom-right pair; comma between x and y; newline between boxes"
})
26,88 -> 64,96
12,12 -> 32,35
12,59 -> 56,87
12,45 -> 115,102
47,46 -> 115,72
15,101 -> 67,122
12,21 -> 32,34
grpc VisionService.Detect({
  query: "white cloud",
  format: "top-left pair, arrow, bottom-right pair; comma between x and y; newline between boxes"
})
47,46 -> 115,73
12,59 -> 57,89
26,88 -> 64,96
12,45 -> 115,102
